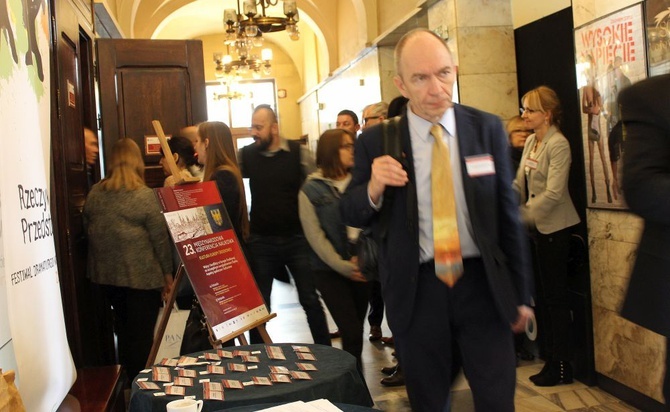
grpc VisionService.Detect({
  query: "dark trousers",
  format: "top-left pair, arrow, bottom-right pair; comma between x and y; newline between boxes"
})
102,285 -> 161,379
394,259 -> 516,412
367,280 -> 384,327
531,227 -> 573,361
247,234 -> 330,345
315,269 -> 371,368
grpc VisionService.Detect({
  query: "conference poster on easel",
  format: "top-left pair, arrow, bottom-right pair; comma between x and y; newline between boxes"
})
155,181 -> 268,340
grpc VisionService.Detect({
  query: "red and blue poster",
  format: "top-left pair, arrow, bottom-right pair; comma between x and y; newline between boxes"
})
155,181 -> 268,341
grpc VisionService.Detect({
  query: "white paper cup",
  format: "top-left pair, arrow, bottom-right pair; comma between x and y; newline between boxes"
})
166,398 -> 203,412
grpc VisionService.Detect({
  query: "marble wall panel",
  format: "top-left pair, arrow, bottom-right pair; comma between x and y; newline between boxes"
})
589,238 -> 636,312
377,46 -> 399,103
458,72 -> 519,119
455,0 -> 512,27
592,306 -> 665,403
456,26 -> 516,75
588,237 -> 609,307
586,209 -> 643,244
587,191 -> 660,403
428,0 -> 456,33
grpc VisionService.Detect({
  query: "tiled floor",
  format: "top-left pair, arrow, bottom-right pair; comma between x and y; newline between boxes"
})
265,279 -> 639,412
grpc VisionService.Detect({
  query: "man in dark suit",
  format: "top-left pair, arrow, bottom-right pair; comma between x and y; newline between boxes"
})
620,74 -> 670,407
341,29 -> 532,411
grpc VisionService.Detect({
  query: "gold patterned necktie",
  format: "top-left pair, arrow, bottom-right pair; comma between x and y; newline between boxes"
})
430,124 -> 463,287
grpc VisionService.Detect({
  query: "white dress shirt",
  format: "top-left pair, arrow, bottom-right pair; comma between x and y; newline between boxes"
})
407,107 -> 480,262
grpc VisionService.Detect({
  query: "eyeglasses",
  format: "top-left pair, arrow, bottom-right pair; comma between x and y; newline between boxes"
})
520,107 -> 539,115
364,116 -> 381,124
511,129 -> 531,134
340,143 -> 354,150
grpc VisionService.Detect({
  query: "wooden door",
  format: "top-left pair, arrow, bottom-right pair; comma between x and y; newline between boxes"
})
52,0 -> 115,367
97,39 -> 207,188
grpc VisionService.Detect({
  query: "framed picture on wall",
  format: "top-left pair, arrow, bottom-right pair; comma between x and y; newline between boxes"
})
645,0 -> 670,76
574,2 -> 647,210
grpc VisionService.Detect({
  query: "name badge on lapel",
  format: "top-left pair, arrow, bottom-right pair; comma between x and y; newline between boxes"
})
525,158 -> 538,170
465,154 -> 495,177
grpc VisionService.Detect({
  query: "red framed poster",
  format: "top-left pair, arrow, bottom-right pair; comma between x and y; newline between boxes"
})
155,181 -> 268,341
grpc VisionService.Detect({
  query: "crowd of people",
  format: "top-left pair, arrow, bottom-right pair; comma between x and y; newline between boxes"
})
81,27 -> 668,412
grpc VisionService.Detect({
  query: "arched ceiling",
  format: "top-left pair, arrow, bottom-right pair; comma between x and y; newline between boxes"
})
108,0 -> 373,79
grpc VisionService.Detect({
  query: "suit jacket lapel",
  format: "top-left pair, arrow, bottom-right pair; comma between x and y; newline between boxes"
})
454,105 -> 478,213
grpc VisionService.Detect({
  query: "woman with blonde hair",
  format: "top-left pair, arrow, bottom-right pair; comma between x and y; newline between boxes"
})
84,138 -> 173,379
514,86 -> 580,386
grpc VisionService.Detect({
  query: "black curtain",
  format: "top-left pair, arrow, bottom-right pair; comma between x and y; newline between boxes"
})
514,6 -> 596,385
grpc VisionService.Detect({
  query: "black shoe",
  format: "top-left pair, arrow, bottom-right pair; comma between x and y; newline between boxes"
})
531,361 -> 573,387
380,369 -> 405,387
381,365 -> 398,375
369,325 -> 382,341
529,361 -> 553,383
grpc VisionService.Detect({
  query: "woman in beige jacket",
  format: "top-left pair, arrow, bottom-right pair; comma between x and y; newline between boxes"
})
514,86 -> 580,387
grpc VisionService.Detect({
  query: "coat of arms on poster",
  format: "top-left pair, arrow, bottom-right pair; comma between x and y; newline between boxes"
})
646,0 -> 670,76
574,3 -> 647,210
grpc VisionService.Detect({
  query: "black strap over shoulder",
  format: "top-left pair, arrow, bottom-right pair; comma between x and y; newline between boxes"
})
379,116 -> 402,240
383,116 -> 402,160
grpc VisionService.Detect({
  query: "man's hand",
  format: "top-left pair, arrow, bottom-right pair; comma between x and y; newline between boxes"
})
511,305 -> 533,333
368,155 -> 408,203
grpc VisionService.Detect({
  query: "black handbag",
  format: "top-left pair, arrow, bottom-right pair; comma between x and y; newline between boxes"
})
356,227 -> 378,281
179,298 -> 212,355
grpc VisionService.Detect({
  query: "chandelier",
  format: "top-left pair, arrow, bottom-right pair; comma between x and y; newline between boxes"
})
214,48 -> 273,78
224,0 -> 300,45
211,67 -> 250,101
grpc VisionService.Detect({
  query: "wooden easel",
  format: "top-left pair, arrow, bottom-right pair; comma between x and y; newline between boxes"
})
152,120 -> 200,185
145,120 -> 276,368
146,265 -> 276,367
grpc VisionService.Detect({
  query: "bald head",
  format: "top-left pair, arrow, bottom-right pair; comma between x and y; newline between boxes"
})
180,126 -> 199,147
253,104 -> 278,124
392,29 -> 457,122
394,28 -> 452,78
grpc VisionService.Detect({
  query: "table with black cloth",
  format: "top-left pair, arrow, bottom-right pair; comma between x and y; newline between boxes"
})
128,343 -> 373,412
